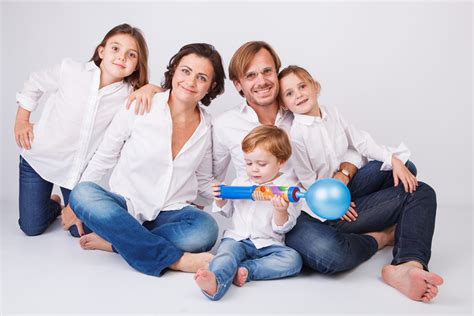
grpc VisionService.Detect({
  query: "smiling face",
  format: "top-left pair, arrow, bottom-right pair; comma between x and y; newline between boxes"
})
279,72 -> 320,116
234,49 -> 279,108
170,53 -> 214,106
244,146 -> 284,184
98,33 -> 139,84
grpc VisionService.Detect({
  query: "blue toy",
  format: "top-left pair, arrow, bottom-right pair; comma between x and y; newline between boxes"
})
219,178 -> 351,220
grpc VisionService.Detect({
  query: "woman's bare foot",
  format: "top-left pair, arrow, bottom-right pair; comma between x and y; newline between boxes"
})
51,194 -> 62,205
169,252 -> 214,273
382,261 -> 444,302
79,233 -> 113,252
233,267 -> 248,287
365,225 -> 396,250
194,268 -> 218,296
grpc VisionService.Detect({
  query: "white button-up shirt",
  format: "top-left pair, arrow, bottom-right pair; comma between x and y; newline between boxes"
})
212,101 -> 297,183
16,58 -> 131,189
291,104 -> 411,192
80,91 -> 214,224
212,174 -> 301,249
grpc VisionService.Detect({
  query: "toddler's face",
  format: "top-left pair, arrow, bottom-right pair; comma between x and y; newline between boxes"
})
244,146 -> 283,184
279,73 -> 319,116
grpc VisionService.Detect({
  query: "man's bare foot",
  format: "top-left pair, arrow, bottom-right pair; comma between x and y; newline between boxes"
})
365,225 -> 396,250
79,233 -> 113,252
169,252 -> 214,273
51,194 -> 62,206
194,268 -> 217,296
382,261 -> 444,302
233,267 -> 248,287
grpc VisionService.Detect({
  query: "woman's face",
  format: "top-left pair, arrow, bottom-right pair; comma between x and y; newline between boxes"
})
171,53 -> 214,106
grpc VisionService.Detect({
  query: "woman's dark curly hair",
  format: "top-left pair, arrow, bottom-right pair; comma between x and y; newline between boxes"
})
161,43 -> 225,106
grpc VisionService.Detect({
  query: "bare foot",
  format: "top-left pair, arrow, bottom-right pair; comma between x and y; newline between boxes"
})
51,194 -> 62,205
233,267 -> 248,287
194,268 -> 217,296
169,252 -> 214,273
79,233 -> 113,252
382,261 -> 444,302
365,225 -> 395,250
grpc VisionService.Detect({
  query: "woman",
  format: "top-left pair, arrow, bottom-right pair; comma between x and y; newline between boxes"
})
61,43 -> 226,277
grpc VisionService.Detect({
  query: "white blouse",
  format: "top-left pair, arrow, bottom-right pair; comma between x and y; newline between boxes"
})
291,104 -> 411,191
16,58 -> 131,189
212,174 -> 301,249
80,91 -> 214,224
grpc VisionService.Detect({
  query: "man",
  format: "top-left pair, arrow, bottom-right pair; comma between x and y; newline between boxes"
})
212,41 -> 443,302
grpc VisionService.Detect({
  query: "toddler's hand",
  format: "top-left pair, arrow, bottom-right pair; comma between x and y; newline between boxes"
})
271,196 -> 289,213
212,183 -> 227,208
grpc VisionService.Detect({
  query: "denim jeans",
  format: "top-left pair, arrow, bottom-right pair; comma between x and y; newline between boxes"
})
203,238 -> 302,301
18,156 -> 71,236
69,181 -> 219,277
286,160 -> 437,274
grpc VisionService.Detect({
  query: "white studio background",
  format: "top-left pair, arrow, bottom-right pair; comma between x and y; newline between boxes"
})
0,1 -> 472,210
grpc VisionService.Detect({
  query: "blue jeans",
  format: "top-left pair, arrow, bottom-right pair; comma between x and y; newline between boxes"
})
69,182 -> 219,277
204,238 -> 302,301
18,156 -> 71,236
286,161 -> 437,273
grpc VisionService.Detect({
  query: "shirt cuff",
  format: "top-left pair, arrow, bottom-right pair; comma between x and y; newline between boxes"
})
272,217 -> 294,234
16,93 -> 37,112
380,142 -> 411,171
342,149 -> 365,169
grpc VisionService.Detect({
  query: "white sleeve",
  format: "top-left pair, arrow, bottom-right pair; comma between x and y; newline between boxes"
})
291,134 -> 317,190
337,108 -> 410,170
79,106 -> 135,183
211,200 -> 234,218
341,148 -> 365,169
194,132 -> 215,206
212,124 -> 232,182
272,200 -> 301,234
16,61 -> 63,112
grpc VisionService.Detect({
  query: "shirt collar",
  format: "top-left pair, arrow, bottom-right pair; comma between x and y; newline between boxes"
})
239,101 -> 291,125
293,105 -> 328,125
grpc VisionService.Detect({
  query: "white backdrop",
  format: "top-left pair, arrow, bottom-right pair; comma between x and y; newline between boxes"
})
1,1 -> 472,208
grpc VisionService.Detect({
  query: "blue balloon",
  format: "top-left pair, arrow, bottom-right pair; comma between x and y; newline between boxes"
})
305,179 -> 351,220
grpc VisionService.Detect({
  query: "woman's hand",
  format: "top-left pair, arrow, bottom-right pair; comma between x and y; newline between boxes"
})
126,84 -> 163,115
60,204 -> 85,236
14,107 -> 34,149
392,156 -> 418,193
340,202 -> 358,222
211,183 -> 227,208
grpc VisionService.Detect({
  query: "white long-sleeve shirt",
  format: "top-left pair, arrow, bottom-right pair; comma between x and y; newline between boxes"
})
212,101 -> 298,183
16,58 -> 132,189
291,104 -> 411,192
80,91 -> 214,224
212,174 -> 301,249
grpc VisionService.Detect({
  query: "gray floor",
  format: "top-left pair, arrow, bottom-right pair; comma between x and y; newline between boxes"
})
1,200 -> 472,316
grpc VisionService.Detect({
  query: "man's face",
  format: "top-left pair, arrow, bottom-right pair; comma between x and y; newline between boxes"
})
234,49 -> 279,107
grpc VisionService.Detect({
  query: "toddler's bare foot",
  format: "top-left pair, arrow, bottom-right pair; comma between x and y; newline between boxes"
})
194,268 -> 217,296
365,225 -> 395,250
382,261 -> 443,302
79,233 -> 113,252
233,267 -> 248,287
169,252 -> 214,273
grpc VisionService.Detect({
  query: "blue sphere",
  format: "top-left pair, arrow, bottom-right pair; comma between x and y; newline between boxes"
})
305,179 -> 351,220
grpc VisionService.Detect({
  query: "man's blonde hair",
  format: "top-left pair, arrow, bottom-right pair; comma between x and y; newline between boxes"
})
242,125 -> 291,162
